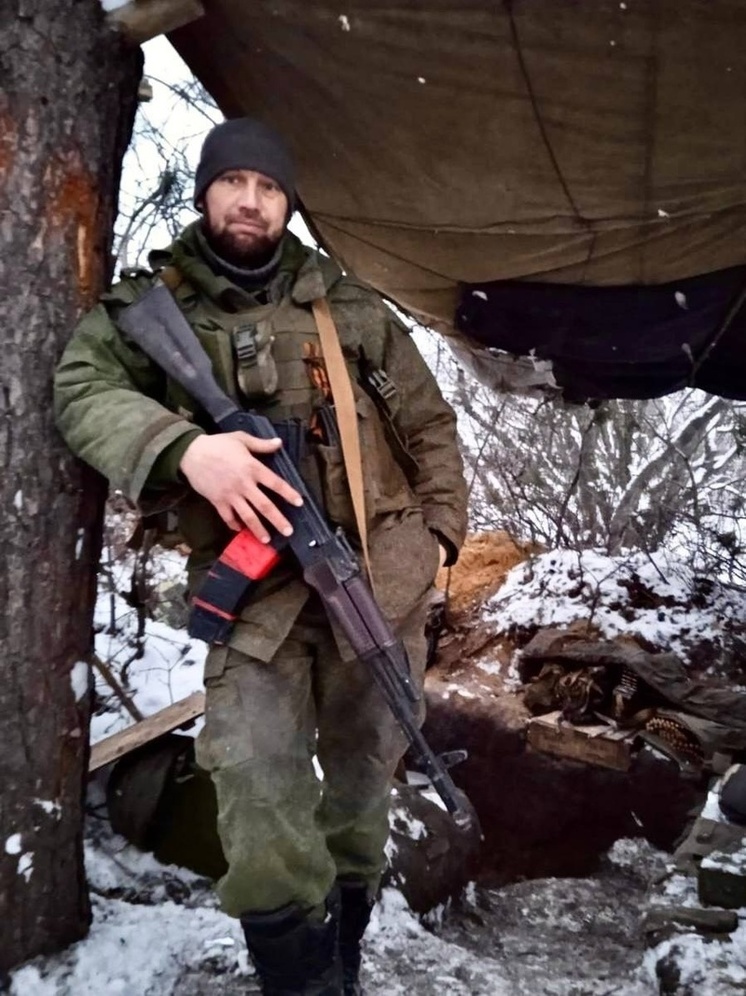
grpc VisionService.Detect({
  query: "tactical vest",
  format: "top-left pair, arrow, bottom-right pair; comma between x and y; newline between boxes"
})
153,257 -> 416,537
163,261 -> 390,425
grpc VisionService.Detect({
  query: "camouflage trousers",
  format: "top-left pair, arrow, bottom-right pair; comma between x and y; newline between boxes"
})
195,594 -> 429,918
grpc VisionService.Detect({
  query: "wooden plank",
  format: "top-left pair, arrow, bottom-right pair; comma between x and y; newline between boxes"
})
527,711 -> 634,772
89,691 -> 205,772
107,0 -> 205,45
643,905 -> 739,937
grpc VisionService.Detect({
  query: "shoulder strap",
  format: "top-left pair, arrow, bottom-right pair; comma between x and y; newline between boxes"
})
311,297 -> 373,584
159,264 -> 185,294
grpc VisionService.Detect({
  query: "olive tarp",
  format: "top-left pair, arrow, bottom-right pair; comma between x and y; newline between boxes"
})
170,2 -> 746,399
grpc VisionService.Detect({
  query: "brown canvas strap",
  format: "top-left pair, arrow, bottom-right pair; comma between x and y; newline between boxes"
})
158,264 -> 183,293
311,297 -> 373,583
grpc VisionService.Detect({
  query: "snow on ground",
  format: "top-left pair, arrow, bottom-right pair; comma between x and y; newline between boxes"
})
486,547 -> 746,666
91,542 -> 205,745
10,534 -> 746,994
644,869 -> 746,996
11,813 -> 667,996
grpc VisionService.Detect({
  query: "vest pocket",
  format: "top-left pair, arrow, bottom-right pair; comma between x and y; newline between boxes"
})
314,392 -> 415,533
315,441 -> 361,534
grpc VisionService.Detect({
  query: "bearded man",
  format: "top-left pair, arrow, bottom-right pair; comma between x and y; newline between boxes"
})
55,118 -> 467,995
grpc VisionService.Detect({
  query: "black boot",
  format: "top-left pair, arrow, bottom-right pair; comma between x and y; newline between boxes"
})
337,879 -> 375,996
240,889 -> 343,995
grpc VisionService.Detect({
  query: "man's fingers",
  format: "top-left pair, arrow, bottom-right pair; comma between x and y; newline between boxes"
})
242,486 -> 294,537
236,433 -> 304,506
251,463 -> 304,508
236,431 -> 283,453
217,495 -> 284,545
231,496 -> 290,543
215,502 -> 243,533
178,432 -> 303,527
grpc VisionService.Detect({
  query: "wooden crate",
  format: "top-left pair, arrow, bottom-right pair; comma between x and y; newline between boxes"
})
527,711 -> 635,772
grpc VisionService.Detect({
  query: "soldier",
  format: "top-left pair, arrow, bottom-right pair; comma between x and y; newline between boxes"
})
55,118 -> 467,995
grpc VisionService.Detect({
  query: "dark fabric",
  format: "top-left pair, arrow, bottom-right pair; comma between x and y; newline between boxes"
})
456,266 -> 746,401
240,888 -> 343,995
337,878 -> 374,995
193,116 -> 296,210
720,767 -> 746,826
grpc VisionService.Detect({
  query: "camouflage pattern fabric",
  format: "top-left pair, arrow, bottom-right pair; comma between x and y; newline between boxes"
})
196,594 -> 431,917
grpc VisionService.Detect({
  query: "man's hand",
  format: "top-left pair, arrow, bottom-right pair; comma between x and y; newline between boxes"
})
179,432 -> 303,542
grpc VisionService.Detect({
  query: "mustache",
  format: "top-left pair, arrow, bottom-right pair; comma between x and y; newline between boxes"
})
227,209 -> 268,230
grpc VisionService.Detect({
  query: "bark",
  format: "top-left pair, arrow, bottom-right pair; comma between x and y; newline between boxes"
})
0,1 -> 141,973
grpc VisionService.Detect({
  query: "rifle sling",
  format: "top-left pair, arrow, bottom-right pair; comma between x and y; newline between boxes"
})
311,296 -> 373,585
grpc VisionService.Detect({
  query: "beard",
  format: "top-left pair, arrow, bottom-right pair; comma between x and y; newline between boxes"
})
203,213 -> 283,269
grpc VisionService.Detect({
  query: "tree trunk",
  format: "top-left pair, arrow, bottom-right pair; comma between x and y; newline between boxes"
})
0,1 -> 141,974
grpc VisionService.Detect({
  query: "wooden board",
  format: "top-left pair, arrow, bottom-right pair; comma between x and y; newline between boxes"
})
108,0 -> 204,44
89,691 -> 205,773
527,711 -> 634,772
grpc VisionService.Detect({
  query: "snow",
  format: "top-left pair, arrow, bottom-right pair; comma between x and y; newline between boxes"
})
33,800 -> 61,819
388,798 -> 427,842
486,547 -> 746,663
91,555 -> 206,745
17,852 -> 34,883
700,847 -> 746,875
13,489 -> 22,511
10,895 -> 247,996
18,830 -> 667,996
642,918 -> 746,996
70,661 -> 89,702
6,834 -> 33,882
5,833 -> 22,855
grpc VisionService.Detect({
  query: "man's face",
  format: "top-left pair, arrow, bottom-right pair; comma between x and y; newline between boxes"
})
202,169 -> 289,266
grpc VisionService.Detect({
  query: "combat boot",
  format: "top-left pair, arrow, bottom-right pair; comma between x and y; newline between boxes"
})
337,878 -> 375,996
240,888 -> 343,995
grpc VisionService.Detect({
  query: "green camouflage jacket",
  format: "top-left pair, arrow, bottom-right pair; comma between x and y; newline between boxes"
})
54,223 -> 467,660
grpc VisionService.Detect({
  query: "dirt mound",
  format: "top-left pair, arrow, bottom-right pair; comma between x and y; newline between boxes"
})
436,531 -> 532,617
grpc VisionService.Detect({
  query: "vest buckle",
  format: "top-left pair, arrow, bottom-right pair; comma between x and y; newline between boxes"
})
234,323 -> 259,366
368,368 -> 397,404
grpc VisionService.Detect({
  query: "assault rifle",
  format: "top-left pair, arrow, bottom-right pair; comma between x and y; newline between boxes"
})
119,280 -> 477,832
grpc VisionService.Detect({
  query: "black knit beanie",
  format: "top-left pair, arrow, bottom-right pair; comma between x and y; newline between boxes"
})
193,118 -> 296,212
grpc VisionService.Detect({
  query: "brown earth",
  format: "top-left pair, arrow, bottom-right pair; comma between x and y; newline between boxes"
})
435,530 -> 534,618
